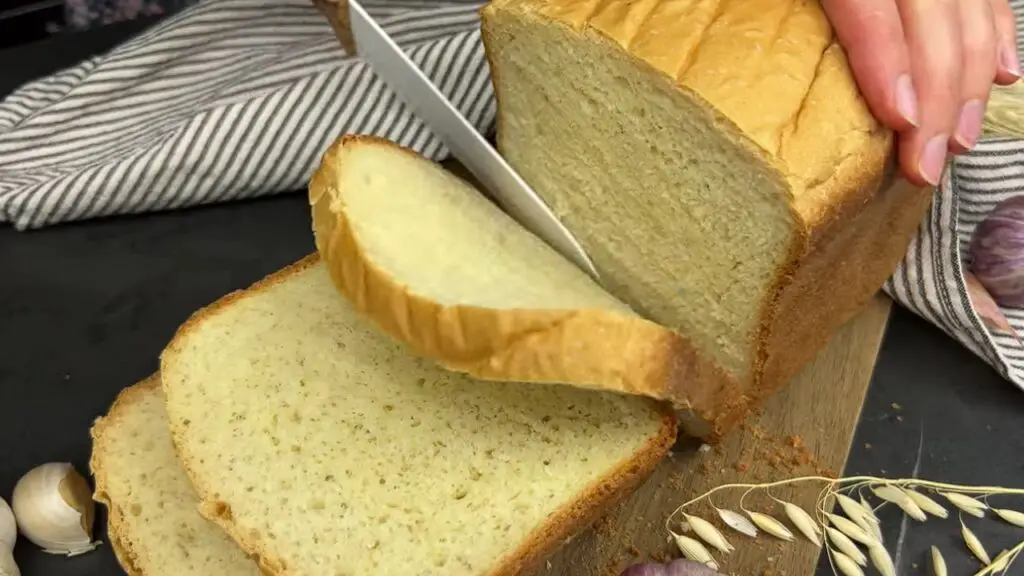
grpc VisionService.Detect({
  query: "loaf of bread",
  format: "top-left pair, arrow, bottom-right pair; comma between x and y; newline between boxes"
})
89,376 -> 259,576
310,135 -> 741,437
159,255 -> 675,575
478,0 -> 933,429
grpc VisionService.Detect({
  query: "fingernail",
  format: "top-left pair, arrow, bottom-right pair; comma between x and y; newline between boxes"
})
918,134 -> 949,186
895,74 -> 919,127
955,100 -> 986,149
1000,45 -> 1022,78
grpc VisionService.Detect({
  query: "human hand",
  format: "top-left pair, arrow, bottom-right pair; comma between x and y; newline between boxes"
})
822,0 -> 1020,187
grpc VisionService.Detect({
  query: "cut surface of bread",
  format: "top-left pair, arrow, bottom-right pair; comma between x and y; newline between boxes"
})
159,256 -> 676,576
309,135 -> 742,435
480,0 -> 932,419
89,376 -> 259,576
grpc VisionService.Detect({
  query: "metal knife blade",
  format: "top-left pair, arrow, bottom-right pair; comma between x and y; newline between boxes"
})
345,0 -> 600,280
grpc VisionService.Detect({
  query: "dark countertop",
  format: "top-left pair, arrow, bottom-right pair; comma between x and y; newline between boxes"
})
1,18 -> 1022,576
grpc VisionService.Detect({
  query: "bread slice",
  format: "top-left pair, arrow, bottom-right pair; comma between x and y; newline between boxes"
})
479,0 -> 932,425
159,255 -> 675,576
89,376 -> 260,576
309,134 -> 741,436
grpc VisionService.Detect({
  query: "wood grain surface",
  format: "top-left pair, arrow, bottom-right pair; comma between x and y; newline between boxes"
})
530,295 -> 893,576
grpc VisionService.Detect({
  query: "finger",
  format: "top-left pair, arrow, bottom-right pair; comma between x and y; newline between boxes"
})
897,0 -> 962,187
990,0 -> 1021,84
951,0 -> 999,151
821,0 -> 918,130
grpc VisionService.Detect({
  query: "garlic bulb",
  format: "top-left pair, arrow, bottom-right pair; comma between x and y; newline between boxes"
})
0,497 -> 19,576
11,463 -> 98,556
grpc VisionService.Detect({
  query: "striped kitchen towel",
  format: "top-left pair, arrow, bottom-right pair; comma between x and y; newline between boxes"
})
2,0 -> 1024,391
0,0 -> 494,226
887,146 -> 1024,390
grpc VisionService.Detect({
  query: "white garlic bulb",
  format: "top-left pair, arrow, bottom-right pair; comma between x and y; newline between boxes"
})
11,463 -> 97,556
0,498 -> 19,576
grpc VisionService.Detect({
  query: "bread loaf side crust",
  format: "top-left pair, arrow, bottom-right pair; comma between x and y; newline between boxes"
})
757,169 -> 932,402
160,255 -> 679,576
747,35 -> 927,408
308,134 -> 745,437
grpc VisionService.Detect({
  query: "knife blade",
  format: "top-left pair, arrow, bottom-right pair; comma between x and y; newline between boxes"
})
345,0 -> 600,280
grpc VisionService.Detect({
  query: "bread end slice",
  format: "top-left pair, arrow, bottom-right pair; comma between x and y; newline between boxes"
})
89,376 -> 261,576
308,135 -> 744,439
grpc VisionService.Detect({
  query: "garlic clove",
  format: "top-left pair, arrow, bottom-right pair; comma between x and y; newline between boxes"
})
11,463 -> 98,556
0,498 -> 15,552
0,549 -> 19,576
0,498 -> 17,576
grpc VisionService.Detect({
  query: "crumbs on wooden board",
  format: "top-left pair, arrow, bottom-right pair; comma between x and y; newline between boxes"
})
597,422 -> 834,574
731,429 -> 834,479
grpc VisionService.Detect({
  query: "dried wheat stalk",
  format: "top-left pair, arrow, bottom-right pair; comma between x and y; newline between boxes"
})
664,476 -> 1024,575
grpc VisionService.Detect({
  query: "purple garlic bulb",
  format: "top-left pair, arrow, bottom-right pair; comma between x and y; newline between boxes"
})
970,195 -> 1024,308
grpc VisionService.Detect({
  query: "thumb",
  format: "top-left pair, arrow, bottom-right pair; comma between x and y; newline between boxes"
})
821,0 -> 918,131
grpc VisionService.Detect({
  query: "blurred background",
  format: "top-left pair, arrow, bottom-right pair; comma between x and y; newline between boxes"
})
0,0 -> 197,48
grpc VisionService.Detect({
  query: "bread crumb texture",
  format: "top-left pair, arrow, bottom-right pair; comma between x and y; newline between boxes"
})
160,258 -> 675,575
309,135 -> 743,437
89,377 -> 259,576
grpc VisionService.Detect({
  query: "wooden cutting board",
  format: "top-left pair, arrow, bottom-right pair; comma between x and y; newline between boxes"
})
534,295 -> 893,576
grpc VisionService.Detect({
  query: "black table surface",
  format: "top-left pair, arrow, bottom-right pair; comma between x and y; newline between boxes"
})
1,17 -> 1022,576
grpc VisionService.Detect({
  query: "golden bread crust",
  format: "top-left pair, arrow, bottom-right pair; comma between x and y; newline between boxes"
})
759,173 -> 932,398
159,254 -> 679,576
308,134 -> 744,436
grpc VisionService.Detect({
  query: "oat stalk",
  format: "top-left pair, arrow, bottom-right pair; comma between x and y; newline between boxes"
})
665,475 -> 1024,576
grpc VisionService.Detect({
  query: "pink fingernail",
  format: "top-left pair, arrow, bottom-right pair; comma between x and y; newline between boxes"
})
895,74 -> 919,127
918,134 -> 949,186
1000,45 -> 1022,78
955,100 -> 985,150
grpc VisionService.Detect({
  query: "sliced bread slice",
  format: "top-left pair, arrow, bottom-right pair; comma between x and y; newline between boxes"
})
89,376 -> 259,576
159,255 -> 676,576
309,134 -> 741,437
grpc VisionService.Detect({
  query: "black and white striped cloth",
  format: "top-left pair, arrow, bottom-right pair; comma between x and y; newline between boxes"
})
2,0 -> 1024,391
0,0 -> 494,226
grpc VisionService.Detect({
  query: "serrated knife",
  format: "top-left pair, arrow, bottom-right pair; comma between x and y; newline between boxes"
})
345,0 -> 600,280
